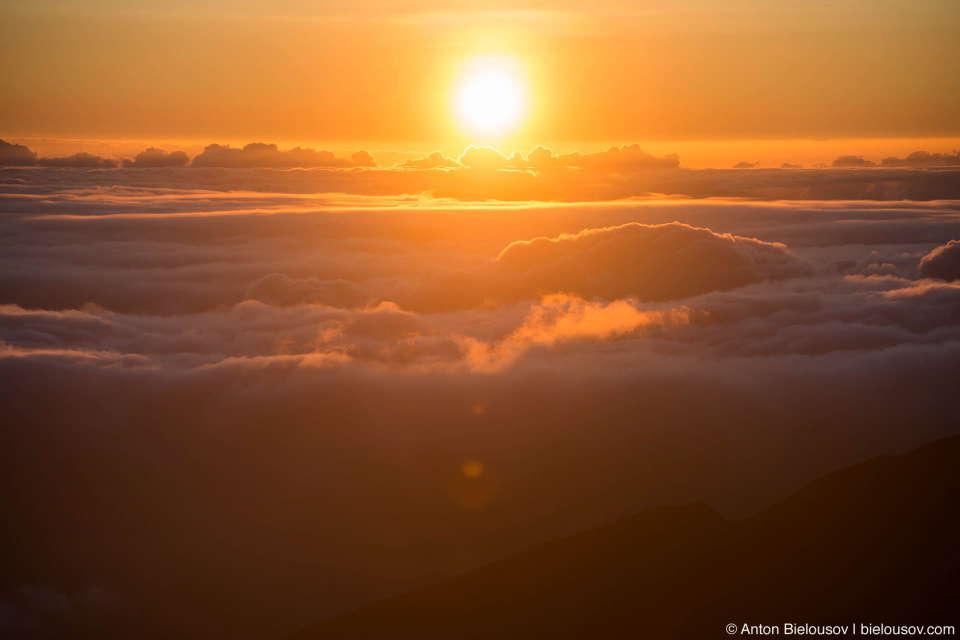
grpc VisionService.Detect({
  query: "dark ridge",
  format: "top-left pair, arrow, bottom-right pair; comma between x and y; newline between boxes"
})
286,435 -> 960,639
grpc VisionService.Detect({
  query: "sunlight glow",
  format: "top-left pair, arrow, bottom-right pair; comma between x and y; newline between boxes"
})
454,56 -> 527,137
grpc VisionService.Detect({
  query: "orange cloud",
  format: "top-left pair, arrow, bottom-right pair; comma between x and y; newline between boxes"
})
123,147 -> 190,168
460,294 -> 689,372
398,151 -> 461,169
457,146 -> 511,170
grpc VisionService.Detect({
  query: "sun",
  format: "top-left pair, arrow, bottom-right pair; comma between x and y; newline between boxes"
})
454,56 -> 528,138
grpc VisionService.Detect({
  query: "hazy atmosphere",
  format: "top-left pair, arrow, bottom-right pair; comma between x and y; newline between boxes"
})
2,1 -> 959,639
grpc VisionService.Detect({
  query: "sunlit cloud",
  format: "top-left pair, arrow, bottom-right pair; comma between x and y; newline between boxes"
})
459,294 -> 690,372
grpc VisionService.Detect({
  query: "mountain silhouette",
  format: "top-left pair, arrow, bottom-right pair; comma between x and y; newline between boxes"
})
286,435 -> 960,639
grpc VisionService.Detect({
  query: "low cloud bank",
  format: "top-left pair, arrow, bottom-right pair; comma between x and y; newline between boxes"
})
0,139 -> 375,170
191,143 -> 377,168
830,150 -> 960,169
881,151 -> 960,167
832,155 -> 876,168
1,140 -> 117,168
3,139 -> 959,176
37,152 -> 118,169
451,144 -> 681,171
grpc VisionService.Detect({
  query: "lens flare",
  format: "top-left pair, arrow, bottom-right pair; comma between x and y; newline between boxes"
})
461,460 -> 484,478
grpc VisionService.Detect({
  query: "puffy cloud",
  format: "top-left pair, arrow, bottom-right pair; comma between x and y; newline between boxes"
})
461,294 -> 690,372
526,145 -> 558,168
832,155 -> 876,168
880,150 -> 960,167
734,161 -> 759,169
123,147 -> 190,168
398,151 -> 462,169
497,222 -> 808,301
1,140 -> 117,168
517,144 -> 679,171
0,139 -> 38,165
350,150 -> 377,167
37,152 -> 119,168
780,163 -> 803,169
191,142 -> 373,168
458,145 -> 510,170
575,144 -> 680,170
919,239 -> 960,281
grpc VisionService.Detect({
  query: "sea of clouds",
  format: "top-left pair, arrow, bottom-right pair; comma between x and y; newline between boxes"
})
1,160 -> 959,639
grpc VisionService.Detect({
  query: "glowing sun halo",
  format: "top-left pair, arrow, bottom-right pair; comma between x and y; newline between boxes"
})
454,57 -> 527,137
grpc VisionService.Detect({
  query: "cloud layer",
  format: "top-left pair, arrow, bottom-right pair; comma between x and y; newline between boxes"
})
1,158 -> 959,640
3,140 -> 960,205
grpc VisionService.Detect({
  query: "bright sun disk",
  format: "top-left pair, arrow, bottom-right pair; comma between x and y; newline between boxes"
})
454,57 -> 527,137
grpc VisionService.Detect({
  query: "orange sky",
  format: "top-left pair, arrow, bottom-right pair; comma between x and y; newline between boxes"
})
2,0 -> 959,148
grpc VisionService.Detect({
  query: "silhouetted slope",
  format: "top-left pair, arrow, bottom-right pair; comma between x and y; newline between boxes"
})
286,435 -> 960,639
672,433 -> 960,637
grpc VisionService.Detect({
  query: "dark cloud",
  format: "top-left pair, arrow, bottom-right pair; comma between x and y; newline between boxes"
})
191,142 -> 375,169
733,161 -> 759,169
123,147 -> 190,168
919,239 -> 960,281
0,139 -> 38,166
832,155 -> 876,168
780,163 -> 803,169
37,152 -> 118,168
880,150 -> 960,167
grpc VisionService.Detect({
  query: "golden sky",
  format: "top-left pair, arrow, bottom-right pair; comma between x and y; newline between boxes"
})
2,0 -> 959,148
